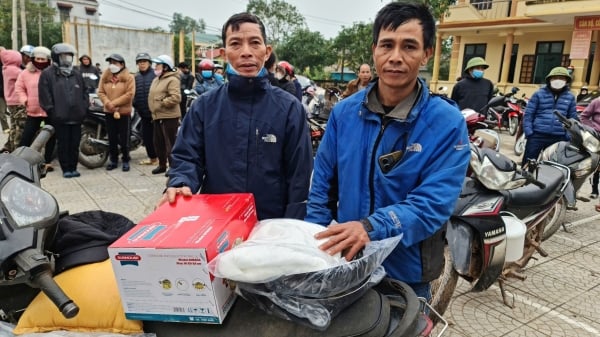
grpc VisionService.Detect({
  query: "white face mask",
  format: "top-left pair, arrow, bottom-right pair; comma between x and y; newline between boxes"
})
275,72 -> 284,80
550,79 -> 566,90
108,64 -> 122,74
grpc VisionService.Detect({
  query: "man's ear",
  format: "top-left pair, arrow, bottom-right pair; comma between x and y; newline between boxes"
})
421,47 -> 433,66
219,47 -> 226,61
265,45 -> 273,62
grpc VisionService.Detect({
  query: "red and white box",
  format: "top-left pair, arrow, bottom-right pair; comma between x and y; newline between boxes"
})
109,193 -> 257,323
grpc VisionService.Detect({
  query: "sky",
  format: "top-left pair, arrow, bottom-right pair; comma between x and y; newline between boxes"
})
97,0 -> 391,40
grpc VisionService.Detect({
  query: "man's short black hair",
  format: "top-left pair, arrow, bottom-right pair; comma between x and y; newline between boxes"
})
178,62 -> 189,68
221,12 -> 268,46
373,1 -> 436,50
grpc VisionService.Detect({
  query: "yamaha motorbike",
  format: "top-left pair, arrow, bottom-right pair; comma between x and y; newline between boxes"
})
430,144 -> 570,321
483,87 -> 521,133
538,110 -> 600,239
79,94 -> 143,169
0,125 -> 79,320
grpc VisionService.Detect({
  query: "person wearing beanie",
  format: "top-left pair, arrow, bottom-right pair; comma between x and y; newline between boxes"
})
97,53 -> 135,172
16,46 -> 56,172
450,56 -> 495,113
77,54 -> 100,94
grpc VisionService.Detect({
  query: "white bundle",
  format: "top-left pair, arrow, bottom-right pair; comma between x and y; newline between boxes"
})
212,219 -> 344,282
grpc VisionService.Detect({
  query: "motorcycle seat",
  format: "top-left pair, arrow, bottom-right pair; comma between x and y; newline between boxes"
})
501,164 -> 565,207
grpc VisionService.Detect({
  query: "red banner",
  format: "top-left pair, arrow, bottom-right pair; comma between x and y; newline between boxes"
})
575,16 -> 600,30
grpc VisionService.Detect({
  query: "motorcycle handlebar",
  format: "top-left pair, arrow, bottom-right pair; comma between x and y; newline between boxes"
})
33,269 -> 79,318
29,125 -> 55,153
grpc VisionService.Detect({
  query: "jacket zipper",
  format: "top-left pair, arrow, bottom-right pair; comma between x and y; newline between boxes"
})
369,118 -> 390,213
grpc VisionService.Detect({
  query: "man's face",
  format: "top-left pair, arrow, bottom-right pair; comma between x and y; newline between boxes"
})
81,57 -> 90,66
358,65 -> 371,83
372,19 -> 431,92
220,22 -> 271,77
137,60 -> 150,72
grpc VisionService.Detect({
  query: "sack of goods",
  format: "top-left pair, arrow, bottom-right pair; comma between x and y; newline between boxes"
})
209,219 -> 401,330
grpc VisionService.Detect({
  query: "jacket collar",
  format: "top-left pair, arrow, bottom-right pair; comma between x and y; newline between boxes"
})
227,72 -> 270,96
362,78 -> 426,123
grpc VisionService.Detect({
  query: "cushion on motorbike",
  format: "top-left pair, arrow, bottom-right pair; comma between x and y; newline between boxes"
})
144,288 -> 391,337
13,260 -> 143,335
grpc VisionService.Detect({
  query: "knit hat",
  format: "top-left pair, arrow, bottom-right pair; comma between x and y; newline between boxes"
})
52,210 -> 135,275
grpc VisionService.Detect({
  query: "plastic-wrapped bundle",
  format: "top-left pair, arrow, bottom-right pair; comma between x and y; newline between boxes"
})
209,219 -> 401,330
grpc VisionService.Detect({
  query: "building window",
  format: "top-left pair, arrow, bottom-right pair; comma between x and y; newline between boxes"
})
533,41 -> 565,84
85,7 -> 97,16
57,2 -> 72,22
470,0 -> 492,10
462,43 -> 486,77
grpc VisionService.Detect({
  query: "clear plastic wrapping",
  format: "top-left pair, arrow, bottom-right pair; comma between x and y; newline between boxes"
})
209,219 -> 401,330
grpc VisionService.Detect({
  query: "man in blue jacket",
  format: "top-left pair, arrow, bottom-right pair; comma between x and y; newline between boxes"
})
158,12 -> 313,221
305,1 -> 470,300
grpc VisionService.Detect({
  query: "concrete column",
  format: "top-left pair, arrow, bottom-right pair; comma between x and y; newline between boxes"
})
450,35 -> 462,81
499,31 -> 515,88
431,32 -> 443,91
589,31 -> 600,89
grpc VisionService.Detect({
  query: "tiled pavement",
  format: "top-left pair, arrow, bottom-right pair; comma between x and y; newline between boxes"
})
4,129 -> 599,336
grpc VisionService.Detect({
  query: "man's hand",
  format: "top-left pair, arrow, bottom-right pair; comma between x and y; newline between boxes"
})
156,186 -> 193,208
315,221 -> 371,261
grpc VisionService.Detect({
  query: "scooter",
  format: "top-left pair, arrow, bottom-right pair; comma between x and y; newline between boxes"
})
78,94 -> 143,169
430,144 -> 570,321
461,108 -> 500,151
537,110 -> 600,239
505,90 -> 528,136
483,87 -> 521,132
0,125 -> 79,320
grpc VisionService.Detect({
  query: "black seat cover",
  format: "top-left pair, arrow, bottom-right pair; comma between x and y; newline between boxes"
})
501,164 -> 565,207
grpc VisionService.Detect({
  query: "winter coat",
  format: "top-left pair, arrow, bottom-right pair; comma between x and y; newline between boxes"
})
523,85 -> 578,138
1,50 -> 24,106
148,70 -> 181,120
77,58 -> 100,93
38,64 -> 87,124
305,78 -> 471,284
277,78 -> 296,97
15,62 -> 46,117
581,97 -> 600,132
97,67 -> 135,116
450,73 -> 494,112
193,73 -> 222,95
133,69 -> 155,119
168,71 -> 313,220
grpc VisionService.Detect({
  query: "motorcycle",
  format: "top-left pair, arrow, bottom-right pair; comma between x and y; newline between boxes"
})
461,108 -> 500,151
537,110 -> 600,239
512,94 -> 529,157
78,94 -> 143,169
505,91 -> 528,136
430,144 -> 570,321
483,87 -> 521,133
0,125 -> 79,320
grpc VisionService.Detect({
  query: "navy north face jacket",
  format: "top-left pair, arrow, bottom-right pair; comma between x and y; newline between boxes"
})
168,71 -> 313,220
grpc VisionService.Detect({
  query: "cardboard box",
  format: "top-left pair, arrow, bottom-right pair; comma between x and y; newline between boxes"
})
109,193 -> 257,323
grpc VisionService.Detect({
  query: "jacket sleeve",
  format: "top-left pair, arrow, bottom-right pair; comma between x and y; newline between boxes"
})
283,101 -> 314,219
97,77 -> 108,105
581,99 -> 600,128
523,91 -> 540,138
38,70 -> 54,116
567,93 -> 578,120
14,72 -> 26,105
161,78 -> 181,108
111,74 -> 135,108
305,107 -> 339,225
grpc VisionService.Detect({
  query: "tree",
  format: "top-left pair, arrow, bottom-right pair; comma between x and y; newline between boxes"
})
246,0 -> 306,47
168,13 -> 206,67
0,0 -> 61,48
332,22 -> 373,75
276,28 -> 336,78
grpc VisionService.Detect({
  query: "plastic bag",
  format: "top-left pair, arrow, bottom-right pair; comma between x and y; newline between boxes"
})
210,218 -> 402,330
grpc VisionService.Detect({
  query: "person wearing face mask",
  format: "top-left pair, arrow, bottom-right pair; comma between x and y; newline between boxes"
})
133,52 -> 158,166
193,58 -> 223,96
157,12 -> 312,221
38,43 -> 88,178
148,54 -> 181,175
97,53 -> 135,172
274,61 -> 297,98
522,66 -> 578,168
16,46 -> 56,172
450,57 -> 494,113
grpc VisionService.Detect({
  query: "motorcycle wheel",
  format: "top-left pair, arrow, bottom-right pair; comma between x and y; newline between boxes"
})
541,195 -> 567,241
514,134 -> 526,156
78,126 -> 109,169
508,116 -> 519,136
429,245 -> 458,326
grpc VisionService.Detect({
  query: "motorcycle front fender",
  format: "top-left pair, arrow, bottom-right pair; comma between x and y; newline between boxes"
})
507,110 -> 519,119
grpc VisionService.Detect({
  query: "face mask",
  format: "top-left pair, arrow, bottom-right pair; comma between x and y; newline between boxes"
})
472,69 -> 484,79
550,79 -> 566,90
58,54 -> 73,68
32,60 -> 49,70
201,70 -> 213,79
108,64 -> 122,74
275,72 -> 285,80
154,69 -> 163,77
214,73 -> 224,82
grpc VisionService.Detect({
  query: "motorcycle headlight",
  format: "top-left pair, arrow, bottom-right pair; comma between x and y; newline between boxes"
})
582,131 -> 600,153
470,153 -> 527,190
0,178 -> 59,229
